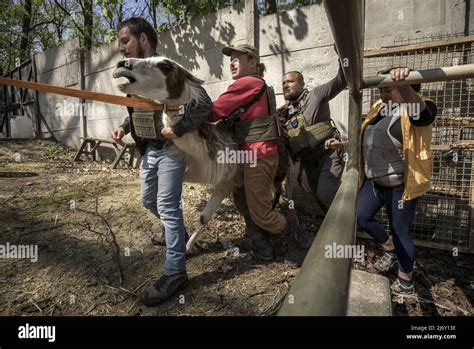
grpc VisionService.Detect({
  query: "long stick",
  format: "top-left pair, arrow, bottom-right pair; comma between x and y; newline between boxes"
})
363,64 -> 474,88
0,77 -> 163,111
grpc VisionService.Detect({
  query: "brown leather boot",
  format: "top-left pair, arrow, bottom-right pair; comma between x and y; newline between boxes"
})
244,216 -> 274,261
283,220 -> 315,267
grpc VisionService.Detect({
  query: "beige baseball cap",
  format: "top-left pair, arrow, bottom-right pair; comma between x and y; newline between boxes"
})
222,44 -> 259,62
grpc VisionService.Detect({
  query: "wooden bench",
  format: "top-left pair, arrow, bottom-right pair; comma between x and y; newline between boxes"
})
74,137 -> 137,169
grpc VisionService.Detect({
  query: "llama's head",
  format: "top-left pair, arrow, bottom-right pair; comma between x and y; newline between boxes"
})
113,56 -> 204,105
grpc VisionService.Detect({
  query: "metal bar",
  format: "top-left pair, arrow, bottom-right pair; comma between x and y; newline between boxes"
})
363,64 -> 474,88
0,83 -> 6,134
470,158 -> 474,251
278,0 -> 364,316
80,48 -> 88,140
31,53 -> 43,139
325,3 -> 365,92
278,169 -> 359,315
31,54 -> 56,141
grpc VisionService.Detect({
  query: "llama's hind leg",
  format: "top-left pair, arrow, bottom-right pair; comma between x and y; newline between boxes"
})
186,190 -> 227,253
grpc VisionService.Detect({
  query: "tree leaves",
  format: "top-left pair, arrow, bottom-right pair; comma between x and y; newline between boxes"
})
1,0 -> 320,73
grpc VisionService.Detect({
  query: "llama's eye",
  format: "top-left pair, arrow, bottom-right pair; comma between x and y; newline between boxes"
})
156,61 -> 173,75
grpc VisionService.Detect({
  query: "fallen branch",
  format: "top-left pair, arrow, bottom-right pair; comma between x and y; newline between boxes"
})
51,190 -> 125,285
105,284 -> 136,297
126,299 -> 139,314
29,300 -> 43,314
132,277 -> 158,294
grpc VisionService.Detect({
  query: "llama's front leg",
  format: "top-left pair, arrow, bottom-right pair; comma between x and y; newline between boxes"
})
186,190 -> 227,253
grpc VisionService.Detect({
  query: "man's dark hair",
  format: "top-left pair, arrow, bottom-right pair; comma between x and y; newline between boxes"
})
378,67 -> 421,93
284,71 -> 304,84
117,17 -> 158,50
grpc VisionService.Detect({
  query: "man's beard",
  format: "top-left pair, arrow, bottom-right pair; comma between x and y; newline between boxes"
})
285,90 -> 301,101
137,43 -> 145,58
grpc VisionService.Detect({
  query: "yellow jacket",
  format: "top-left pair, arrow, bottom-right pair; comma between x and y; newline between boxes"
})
359,98 -> 434,201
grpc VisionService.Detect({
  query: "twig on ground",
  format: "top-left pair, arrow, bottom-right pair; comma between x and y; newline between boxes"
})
51,190 -> 125,285
30,300 -> 43,314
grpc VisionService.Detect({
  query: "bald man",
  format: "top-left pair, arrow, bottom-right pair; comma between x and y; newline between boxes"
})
278,59 -> 346,215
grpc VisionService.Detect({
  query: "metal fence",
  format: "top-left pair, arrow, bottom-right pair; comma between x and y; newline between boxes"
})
278,0 -> 364,316
278,3 -> 474,316
363,35 -> 474,252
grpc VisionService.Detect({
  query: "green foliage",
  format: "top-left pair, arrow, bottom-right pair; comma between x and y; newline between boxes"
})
0,0 -> 320,74
0,1 -> 26,72
269,0 -> 321,13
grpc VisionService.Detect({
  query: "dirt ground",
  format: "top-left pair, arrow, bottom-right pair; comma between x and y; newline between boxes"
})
0,139 -> 472,316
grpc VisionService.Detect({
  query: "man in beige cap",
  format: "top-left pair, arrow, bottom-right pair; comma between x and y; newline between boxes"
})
208,44 -> 314,266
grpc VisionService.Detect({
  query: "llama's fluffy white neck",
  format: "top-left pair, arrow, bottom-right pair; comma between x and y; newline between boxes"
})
162,82 -> 204,128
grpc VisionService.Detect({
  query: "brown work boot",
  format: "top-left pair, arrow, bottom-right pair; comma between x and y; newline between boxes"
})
283,220 -> 314,267
244,216 -> 274,261
139,272 -> 189,307
284,220 -> 314,249
284,245 -> 309,267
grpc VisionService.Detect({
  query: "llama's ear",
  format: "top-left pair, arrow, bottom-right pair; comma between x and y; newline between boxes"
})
186,72 -> 204,85
155,60 -> 173,75
172,60 -> 204,85
166,64 -> 186,99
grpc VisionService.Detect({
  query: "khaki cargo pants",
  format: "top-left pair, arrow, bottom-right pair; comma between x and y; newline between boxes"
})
232,154 -> 287,234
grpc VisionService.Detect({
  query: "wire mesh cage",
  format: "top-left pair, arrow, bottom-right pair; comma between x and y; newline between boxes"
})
363,34 -> 474,252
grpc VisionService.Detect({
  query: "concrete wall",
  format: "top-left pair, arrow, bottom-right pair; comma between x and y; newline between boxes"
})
259,4 -> 348,137
35,38 -> 82,147
29,0 -> 471,149
365,0 -> 467,48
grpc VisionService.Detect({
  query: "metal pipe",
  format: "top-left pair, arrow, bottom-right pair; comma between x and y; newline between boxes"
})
363,64 -> 474,88
278,168 -> 359,316
324,0 -> 365,92
347,89 -> 362,173
278,0 -> 364,316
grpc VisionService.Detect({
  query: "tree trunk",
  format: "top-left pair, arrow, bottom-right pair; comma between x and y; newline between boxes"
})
118,0 -> 123,23
83,0 -> 93,50
20,0 -> 33,61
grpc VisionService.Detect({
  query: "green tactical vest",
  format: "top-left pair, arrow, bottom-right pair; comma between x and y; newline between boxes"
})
233,85 -> 281,145
281,89 -> 335,157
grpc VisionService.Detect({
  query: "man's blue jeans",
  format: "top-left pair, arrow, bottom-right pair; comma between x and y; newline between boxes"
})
140,145 -> 186,275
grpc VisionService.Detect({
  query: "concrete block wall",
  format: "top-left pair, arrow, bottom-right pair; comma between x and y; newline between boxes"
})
29,0 -> 471,149
35,38 -> 82,148
259,4 -> 348,137
365,0 -> 467,48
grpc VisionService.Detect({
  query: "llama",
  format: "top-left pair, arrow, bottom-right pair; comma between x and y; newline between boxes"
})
113,56 -> 242,251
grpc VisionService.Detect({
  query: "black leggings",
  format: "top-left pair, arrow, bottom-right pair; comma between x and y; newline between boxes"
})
357,180 -> 418,273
